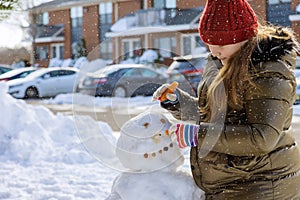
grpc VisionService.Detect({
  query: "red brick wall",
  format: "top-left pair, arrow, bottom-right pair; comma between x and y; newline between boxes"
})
179,0 -> 268,21
248,0 -> 267,21
176,0 -> 204,9
118,0 -> 141,18
291,0 -> 300,42
291,0 -> 300,10
49,10 -> 72,60
291,21 -> 300,43
82,5 -> 100,59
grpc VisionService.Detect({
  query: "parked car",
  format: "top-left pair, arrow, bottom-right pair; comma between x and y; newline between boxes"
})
7,67 -> 79,98
167,53 -> 208,96
77,64 -> 167,97
295,76 -> 300,105
0,67 -> 37,82
0,65 -> 12,75
294,57 -> 300,104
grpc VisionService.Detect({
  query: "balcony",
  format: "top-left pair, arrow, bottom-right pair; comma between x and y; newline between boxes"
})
108,7 -> 203,36
135,8 -> 170,27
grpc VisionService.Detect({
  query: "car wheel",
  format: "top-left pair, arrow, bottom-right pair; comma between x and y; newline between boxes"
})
25,87 -> 39,98
113,86 -> 127,97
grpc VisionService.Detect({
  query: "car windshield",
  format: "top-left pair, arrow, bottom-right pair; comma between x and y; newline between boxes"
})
0,68 -> 35,78
169,60 -> 193,71
169,57 -> 206,71
296,57 -> 300,69
25,68 -> 49,79
91,66 -> 123,77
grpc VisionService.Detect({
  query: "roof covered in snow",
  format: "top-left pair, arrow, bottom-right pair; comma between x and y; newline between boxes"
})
166,7 -> 202,26
35,24 -> 64,43
29,0 -> 130,13
107,7 -> 203,37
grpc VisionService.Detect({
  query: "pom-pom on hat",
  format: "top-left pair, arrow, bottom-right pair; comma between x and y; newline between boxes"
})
199,0 -> 258,45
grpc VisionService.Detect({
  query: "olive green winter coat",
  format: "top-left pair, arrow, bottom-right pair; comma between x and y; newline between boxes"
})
162,30 -> 300,199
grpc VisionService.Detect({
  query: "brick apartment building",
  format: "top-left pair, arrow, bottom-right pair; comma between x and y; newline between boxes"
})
29,0 -> 300,67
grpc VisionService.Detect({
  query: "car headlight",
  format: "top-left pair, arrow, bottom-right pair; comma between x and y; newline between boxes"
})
9,84 -> 23,90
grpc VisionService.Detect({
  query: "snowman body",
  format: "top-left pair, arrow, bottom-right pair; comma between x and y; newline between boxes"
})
106,111 -> 204,200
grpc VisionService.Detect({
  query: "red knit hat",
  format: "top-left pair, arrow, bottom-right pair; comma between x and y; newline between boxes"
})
199,0 -> 258,45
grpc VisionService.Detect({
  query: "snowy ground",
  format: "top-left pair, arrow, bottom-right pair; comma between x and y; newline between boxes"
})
0,162 -> 117,199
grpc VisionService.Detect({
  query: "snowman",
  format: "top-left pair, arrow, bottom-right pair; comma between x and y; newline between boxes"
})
106,111 -> 204,200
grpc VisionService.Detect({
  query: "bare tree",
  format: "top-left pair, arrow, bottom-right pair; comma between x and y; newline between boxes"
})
0,0 -> 20,21
0,0 -> 19,10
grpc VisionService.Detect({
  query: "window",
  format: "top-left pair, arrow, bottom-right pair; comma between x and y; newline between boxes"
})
100,40 -> 113,60
123,41 -> 130,60
58,70 -> 76,76
182,34 -> 206,56
99,2 -> 112,25
71,7 -> 83,43
19,71 -> 34,78
49,71 -> 59,77
141,69 -> 157,78
99,3 -> 113,43
124,68 -> 141,77
71,7 -> 83,28
153,0 -> 176,9
153,36 -> 176,58
43,12 -> 49,25
268,0 -> 291,4
51,43 -> 64,59
35,46 -> 49,61
121,39 -> 141,60
35,12 -> 49,25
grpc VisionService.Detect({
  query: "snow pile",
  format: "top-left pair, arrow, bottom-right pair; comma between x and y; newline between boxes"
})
48,58 -> 63,67
110,15 -> 136,32
0,82 -> 116,164
0,82 -> 120,199
73,56 -> 88,69
61,58 -> 74,67
80,58 -> 108,72
120,49 -> 163,65
139,49 -> 159,63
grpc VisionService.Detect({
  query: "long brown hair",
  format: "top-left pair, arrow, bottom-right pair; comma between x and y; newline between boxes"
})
200,24 -> 299,122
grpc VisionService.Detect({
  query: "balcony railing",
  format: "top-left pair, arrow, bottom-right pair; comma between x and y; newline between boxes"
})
135,8 -> 174,27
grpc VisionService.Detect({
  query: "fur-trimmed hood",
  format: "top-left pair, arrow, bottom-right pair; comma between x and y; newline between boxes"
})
251,27 -> 298,66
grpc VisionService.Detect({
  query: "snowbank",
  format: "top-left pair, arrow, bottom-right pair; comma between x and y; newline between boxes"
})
0,82 -> 116,164
0,82 -> 121,199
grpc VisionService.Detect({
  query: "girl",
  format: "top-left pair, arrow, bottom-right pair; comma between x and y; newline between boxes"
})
153,0 -> 300,199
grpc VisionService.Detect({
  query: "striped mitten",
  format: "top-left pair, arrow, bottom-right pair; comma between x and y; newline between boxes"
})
174,124 -> 199,148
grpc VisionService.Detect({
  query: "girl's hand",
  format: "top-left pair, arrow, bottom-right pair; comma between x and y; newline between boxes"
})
152,81 -> 178,102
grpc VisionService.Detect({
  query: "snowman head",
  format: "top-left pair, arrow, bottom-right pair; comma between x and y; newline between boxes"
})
116,111 -> 184,172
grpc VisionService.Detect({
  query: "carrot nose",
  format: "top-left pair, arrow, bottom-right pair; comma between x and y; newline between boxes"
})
165,129 -> 169,135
